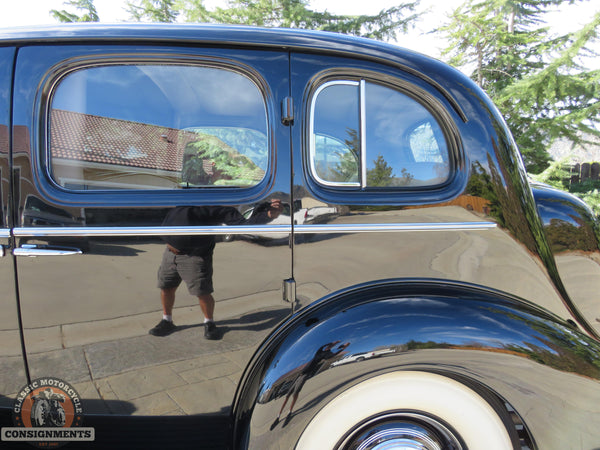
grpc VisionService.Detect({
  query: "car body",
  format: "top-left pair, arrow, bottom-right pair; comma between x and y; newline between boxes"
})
0,23 -> 599,449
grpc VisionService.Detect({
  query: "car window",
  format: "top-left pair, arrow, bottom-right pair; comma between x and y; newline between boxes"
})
310,79 -> 450,189
310,81 -> 360,186
49,64 -> 268,190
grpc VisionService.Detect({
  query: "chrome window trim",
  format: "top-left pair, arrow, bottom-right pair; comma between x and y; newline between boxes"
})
44,56 -> 273,195
309,80 -> 361,187
309,76 -> 456,192
13,221 -> 496,237
359,79 -> 367,188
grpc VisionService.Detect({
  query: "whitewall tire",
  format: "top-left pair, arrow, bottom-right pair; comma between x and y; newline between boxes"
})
296,371 -> 515,450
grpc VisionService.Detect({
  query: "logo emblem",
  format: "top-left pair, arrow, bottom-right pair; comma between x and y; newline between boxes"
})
1,377 -> 94,448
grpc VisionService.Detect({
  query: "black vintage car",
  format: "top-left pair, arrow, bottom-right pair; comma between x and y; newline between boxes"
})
0,24 -> 599,449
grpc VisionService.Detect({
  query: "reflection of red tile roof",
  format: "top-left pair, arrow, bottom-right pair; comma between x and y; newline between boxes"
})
13,125 -> 30,154
50,109 -> 196,172
0,125 -> 7,153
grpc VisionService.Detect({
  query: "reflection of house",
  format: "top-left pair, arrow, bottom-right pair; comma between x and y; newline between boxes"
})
0,124 -> 7,154
0,125 -> 8,227
50,109 -> 190,190
50,110 -> 266,190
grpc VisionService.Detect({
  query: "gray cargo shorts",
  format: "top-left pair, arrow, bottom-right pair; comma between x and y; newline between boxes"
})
157,248 -> 214,296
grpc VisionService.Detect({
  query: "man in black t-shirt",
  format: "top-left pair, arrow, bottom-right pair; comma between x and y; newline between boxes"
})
149,199 -> 282,339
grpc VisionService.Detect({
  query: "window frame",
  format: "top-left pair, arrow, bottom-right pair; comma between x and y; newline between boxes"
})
309,80 -> 362,188
306,72 -> 463,201
37,51 -> 277,207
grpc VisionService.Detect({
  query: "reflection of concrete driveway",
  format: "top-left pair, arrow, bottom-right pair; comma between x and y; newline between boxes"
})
22,304 -> 290,417
16,239 -> 289,329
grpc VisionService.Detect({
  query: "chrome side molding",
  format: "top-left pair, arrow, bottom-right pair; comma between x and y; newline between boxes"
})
294,222 -> 496,234
13,244 -> 83,257
12,222 -> 496,238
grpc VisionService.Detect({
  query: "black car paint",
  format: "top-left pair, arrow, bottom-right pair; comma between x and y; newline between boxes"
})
0,24 -> 598,449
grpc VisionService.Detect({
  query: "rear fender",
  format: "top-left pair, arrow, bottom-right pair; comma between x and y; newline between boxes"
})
233,279 -> 600,449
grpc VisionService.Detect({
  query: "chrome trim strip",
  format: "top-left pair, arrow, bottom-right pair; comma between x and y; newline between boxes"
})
0,229 -> 11,238
14,248 -> 83,257
295,222 -> 496,234
13,225 -> 291,237
359,79 -> 367,188
13,222 -> 496,237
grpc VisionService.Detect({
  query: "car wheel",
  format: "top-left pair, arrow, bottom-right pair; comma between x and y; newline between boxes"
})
296,371 -> 518,450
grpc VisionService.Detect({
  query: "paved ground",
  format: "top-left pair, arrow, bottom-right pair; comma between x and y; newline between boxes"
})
0,290 -> 292,416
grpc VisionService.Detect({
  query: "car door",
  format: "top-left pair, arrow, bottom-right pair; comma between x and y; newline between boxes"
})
0,46 -> 28,429
288,51 -> 494,308
11,41 -> 292,436
289,51 -> 562,315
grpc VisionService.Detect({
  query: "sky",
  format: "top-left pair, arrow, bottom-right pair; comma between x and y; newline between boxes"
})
0,0 -> 597,60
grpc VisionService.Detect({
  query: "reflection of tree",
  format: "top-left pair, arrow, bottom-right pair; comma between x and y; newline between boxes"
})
545,217 -> 599,253
496,308 -> 600,378
196,127 -> 268,169
344,127 -> 359,157
400,307 -> 600,379
367,154 -> 394,187
328,128 -> 415,187
490,137 -> 544,254
466,162 -> 500,217
182,133 -> 264,186
330,128 -> 360,183
406,340 -> 451,350
466,152 -> 539,254
366,154 -> 413,188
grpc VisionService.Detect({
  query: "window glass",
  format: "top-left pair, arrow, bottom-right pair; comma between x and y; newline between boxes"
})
365,83 -> 449,187
49,65 -> 268,190
310,79 -> 450,189
311,82 -> 360,185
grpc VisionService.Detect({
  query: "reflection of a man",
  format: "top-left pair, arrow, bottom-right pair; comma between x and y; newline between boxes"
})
149,200 -> 282,340
271,340 -> 350,429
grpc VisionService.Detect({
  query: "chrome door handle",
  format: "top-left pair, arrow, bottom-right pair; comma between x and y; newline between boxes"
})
14,244 -> 83,257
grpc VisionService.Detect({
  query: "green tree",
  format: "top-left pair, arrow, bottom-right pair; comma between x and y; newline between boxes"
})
441,0 -> 600,174
50,0 -> 99,22
127,0 -> 179,22
367,154 -> 395,187
126,0 -> 421,41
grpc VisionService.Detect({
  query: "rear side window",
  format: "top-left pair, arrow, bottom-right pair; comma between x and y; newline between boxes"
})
49,65 -> 268,190
310,79 -> 450,189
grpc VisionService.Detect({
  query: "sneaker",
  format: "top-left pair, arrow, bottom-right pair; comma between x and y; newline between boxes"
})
204,321 -> 220,340
149,319 -> 176,336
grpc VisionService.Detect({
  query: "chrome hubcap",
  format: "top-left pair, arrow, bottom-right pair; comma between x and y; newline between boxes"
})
340,413 -> 463,450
